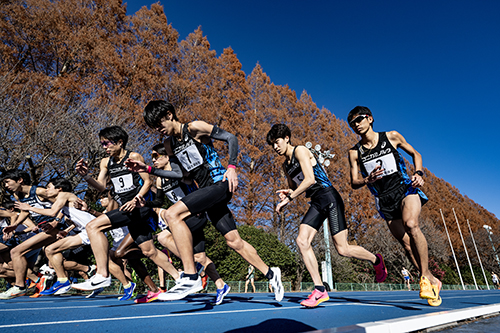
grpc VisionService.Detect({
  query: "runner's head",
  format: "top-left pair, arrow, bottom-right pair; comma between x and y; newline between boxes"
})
1,200 -> 16,212
151,143 -> 169,169
48,177 -> 72,194
348,106 -> 374,133
144,100 -> 178,134
1,169 -> 31,192
99,126 -> 128,154
266,124 -> 292,156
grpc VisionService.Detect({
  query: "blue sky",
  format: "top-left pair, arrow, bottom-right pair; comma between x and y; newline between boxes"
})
126,0 -> 500,219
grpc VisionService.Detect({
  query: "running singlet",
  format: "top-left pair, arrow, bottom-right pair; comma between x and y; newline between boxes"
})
60,206 -> 94,232
285,147 -> 332,197
107,151 -> 150,204
169,124 -> 226,189
354,132 -> 411,197
18,186 -> 54,225
160,177 -> 198,204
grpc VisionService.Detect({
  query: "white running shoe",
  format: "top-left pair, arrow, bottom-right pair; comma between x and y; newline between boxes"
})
269,267 -> 284,302
86,287 -> 104,298
157,276 -> 202,301
72,274 -> 111,291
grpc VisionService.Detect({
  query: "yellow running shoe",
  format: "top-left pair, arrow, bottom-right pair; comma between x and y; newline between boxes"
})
419,276 -> 437,299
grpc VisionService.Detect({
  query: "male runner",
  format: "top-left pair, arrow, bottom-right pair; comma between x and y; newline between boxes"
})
127,143 -> 230,304
401,267 -> 412,291
0,170 -> 58,299
141,100 -> 283,302
72,126 -> 175,300
267,124 -> 386,307
347,106 -> 441,304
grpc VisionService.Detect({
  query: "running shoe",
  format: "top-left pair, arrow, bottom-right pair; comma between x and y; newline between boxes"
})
157,276 -> 202,301
135,289 -> 162,304
269,267 -> 284,302
373,253 -> 388,283
118,282 -> 136,301
86,287 -> 104,298
201,274 -> 208,289
215,284 -> 230,305
72,274 -> 111,291
300,289 -> 330,307
40,280 -> 71,296
419,276 -> 437,299
54,281 -> 73,295
0,286 -> 27,299
431,279 -> 442,299
196,262 -> 204,274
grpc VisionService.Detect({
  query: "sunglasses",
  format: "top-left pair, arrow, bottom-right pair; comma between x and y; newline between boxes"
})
151,152 -> 166,160
349,114 -> 369,127
100,140 -> 115,148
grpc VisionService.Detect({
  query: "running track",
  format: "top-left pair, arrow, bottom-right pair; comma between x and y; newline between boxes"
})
1,290 -> 500,332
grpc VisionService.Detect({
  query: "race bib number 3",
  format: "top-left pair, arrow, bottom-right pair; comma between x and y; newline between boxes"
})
177,145 -> 203,171
364,154 -> 397,177
111,174 -> 135,194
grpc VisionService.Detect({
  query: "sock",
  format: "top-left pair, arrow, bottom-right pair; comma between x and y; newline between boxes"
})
205,263 -> 221,282
265,268 -> 274,280
315,285 -> 325,292
374,256 -> 380,266
57,278 -> 68,283
183,273 -> 198,281
123,282 -> 132,289
16,285 -> 26,290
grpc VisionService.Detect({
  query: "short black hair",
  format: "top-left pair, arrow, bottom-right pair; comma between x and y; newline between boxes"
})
266,124 -> 292,145
98,189 -> 110,199
49,177 -> 72,193
99,126 -> 129,149
2,200 -> 16,210
1,169 -> 31,185
143,100 -> 178,129
152,143 -> 167,155
347,106 -> 373,124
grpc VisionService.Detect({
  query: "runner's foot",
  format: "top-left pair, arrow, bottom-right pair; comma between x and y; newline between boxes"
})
300,289 -> 330,308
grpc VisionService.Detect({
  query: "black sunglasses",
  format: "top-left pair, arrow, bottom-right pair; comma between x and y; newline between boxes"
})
349,114 -> 369,127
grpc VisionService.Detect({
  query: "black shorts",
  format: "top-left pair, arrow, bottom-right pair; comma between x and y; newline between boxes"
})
165,214 -> 208,254
63,245 -> 93,266
181,181 -> 237,236
375,184 -> 428,221
106,207 -> 157,245
302,187 -> 347,236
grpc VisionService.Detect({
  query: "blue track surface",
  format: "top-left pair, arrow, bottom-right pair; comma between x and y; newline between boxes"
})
1,290 -> 500,332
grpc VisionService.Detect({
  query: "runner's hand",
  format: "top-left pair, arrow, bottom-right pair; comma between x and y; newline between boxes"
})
411,174 -> 424,188
120,199 -> 136,212
76,159 -> 89,177
275,189 -> 292,213
125,158 -> 148,173
366,165 -> 384,183
222,168 -> 238,193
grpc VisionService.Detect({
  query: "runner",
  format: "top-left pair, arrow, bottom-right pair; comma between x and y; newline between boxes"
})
401,267 -> 412,291
347,106 -> 441,306
0,170 -> 58,299
140,100 -> 283,302
267,124 -> 387,308
72,126 -> 174,302
492,272 -> 499,289
127,143 -> 231,305
244,264 -> 256,293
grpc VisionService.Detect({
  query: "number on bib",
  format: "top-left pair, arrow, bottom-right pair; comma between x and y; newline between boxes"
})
177,144 -> 203,171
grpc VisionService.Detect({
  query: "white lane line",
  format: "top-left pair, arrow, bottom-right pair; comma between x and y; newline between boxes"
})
0,302 -> 385,328
324,303 -> 500,333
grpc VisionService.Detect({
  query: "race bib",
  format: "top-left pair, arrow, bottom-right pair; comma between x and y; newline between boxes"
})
111,174 -> 135,194
177,144 -> 203,171
166,187 -> 185,203
364,153 -> 397,177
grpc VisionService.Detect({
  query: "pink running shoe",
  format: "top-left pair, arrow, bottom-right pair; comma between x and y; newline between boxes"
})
134,290 -> 162,304
373,253 -> 387,283
300,289 -> 329,308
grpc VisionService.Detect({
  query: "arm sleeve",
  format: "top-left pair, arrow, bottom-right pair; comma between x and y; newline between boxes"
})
210,125 -> 238,166
144,187 -> 166,208
150,158 -> 183,179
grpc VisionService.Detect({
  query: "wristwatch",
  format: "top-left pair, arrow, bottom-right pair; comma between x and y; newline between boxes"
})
414,170 -> 424,177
